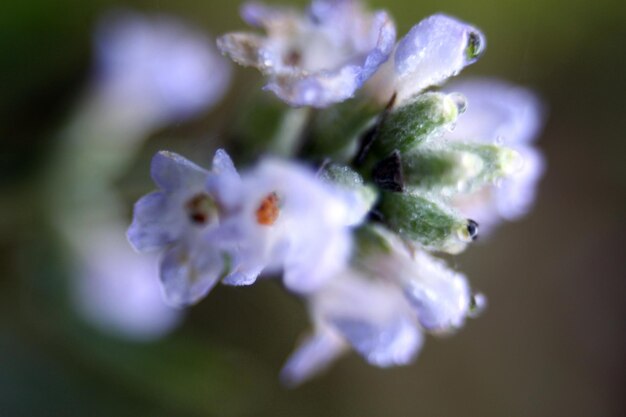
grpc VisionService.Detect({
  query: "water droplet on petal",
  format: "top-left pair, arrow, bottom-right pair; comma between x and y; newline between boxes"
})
448,92 -> 468,114
457,219 -> 479,242
468,292 -> 487,318
465,30 -> 485,64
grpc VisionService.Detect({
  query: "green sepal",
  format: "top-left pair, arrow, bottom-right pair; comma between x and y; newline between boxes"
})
377,190 -> 474,254
394,142 -> 521,195
374,92 -> 459,156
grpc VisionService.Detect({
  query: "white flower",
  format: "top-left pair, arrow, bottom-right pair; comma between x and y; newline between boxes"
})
281,270 -> 422,386
361,227 -> 472,331
127,149 -> 238,306
94,10 -> 231,128
218,0 -> 396,107
209,158 -> 365,293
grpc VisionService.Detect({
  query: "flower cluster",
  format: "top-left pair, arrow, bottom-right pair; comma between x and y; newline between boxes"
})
128,0 -> 544,384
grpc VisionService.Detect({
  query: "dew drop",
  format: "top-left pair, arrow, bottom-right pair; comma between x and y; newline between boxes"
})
448,92 -> 468,114
468,292 -> 487,318
465,30 -> 485,64
457,219 -> 479,242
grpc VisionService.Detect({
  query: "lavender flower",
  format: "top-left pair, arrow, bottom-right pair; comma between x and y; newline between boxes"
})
209,158 -> 367,293
282,270 -> 422,386
119,1 -> 545,386
95,11 -> 231,128
129,150 -> 368,303
217,0 -> 396,107
281,225 -> 476,385
128,150 -> 237,306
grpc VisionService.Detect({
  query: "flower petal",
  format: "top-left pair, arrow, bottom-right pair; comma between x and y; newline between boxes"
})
495,146 -> 545,220
393,14 -> 485,104
219,0 -> 395,107
150,151 -> 209,192
127,191 -> 186,252
313,273 -> 422,367
216,32 -> 268,70
159,243 -> 224,307
401,251 -> 471,331
443,78 -> 546,145
280,329 -> 346,387
332,315 -> 422,367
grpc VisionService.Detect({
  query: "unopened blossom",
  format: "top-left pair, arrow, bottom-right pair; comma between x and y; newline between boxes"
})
94,11 -> 231,128
209,158 -> 366,293
218,0 -> 396,107
442,78 -> 546,232
127,150 -> 237,306
367,13 -> 485,106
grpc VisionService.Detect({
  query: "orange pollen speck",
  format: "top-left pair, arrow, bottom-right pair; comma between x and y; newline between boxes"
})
256,192 -> 280,226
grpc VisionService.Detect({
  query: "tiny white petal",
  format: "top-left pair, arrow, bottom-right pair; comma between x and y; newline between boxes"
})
393,14 -> 484,105
280,329 -> 347,387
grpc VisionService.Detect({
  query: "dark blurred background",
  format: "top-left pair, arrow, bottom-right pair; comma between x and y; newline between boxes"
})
1,0 -> 625,416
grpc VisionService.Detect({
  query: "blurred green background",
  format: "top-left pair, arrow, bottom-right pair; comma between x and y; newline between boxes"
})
1,0 -> 624,416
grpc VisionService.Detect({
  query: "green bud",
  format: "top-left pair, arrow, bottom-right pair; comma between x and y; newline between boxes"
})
374,143 -> 522,196
377,190 -> 476,254
449,142 -> 523,187
374,92 -> 459,156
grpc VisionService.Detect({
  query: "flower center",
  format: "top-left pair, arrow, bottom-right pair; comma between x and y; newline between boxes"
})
185,193 -> 216,225
284,49 -> 302,66
256,192 -> 280,226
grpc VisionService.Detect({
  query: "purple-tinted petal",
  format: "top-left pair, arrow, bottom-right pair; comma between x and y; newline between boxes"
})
220,0 -> 395,107
222,259 -> 264,286
150,151 -> 209,192
402,266 -> 471,332
95,11 -> 231,122
127,191 -> 185,252
332,315 -> 422,367
443,78 -> 546,145
241,2 -> 293,28
159,243 -> 224,307
357,11 -> 397,83
283,229 -> 351,293
495,146 -> 545,220
265,67 -> 361,107
393,14 -> 485,104
313,273 -> 422,367
211,148 -> 238,177
280,330 -> 346,387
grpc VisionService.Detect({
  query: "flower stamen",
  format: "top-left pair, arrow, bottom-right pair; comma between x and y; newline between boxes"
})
185,193 -> 216,225
256,192 -> 281,225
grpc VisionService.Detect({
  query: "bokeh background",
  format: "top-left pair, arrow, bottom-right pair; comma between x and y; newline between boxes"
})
1,0 -> 624,416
